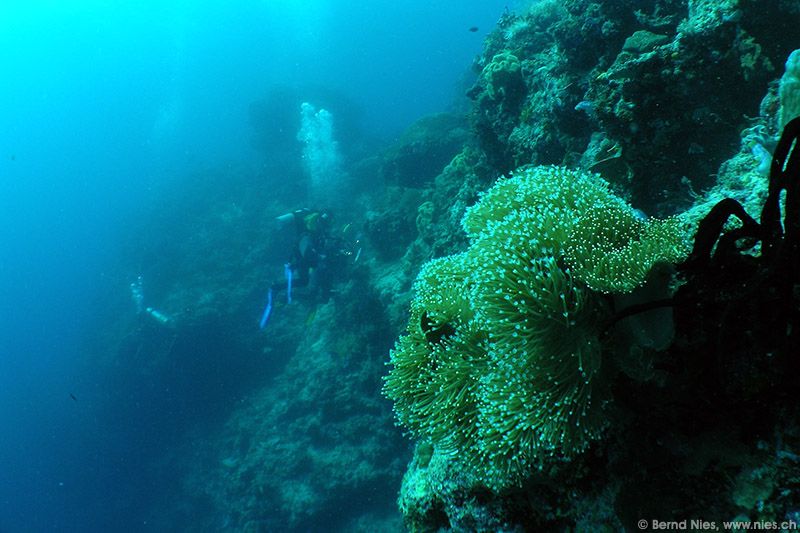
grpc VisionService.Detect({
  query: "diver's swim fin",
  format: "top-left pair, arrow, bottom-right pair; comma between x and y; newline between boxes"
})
259,288 -> 273,329
284,263 -> 293,304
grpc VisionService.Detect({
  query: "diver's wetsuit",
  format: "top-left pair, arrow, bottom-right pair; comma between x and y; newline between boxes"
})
261,208 -> 352,327
271,209 -> 330,297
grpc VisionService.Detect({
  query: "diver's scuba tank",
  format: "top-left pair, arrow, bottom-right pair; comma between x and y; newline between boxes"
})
275,212 -> 295,227
276,208 -> 312,229
145,307 -> 172,326
131,275 -> 173,326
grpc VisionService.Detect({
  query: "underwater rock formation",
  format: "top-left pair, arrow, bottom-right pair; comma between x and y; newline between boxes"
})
98,2 -> 800,531
466,0 -> 800,212
389,120 -> 800,533
379,113 -> 470,189
184,281 -> 406,532
779,49 -> 800,130
381,3 -> 800,531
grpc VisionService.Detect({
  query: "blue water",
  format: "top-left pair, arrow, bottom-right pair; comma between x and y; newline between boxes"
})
0,1 -> 513,531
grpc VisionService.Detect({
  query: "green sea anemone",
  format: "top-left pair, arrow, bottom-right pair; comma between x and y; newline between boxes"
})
384,165 -> 690,490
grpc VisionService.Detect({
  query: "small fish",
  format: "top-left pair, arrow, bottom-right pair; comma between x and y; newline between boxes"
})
69,393 -> 77,402
468,26 -> 479,33
10,154 -> 15,161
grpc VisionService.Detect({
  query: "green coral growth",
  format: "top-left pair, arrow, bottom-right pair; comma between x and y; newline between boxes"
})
480,51 -> 524,100
385,166 -> 690,490
779,49 -> 800,130
565,206 -> 689,293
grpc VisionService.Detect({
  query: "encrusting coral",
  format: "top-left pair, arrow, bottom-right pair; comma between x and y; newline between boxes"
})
779,49 -> 800,130
384,165 -> 689,490
480,52 -> 525,101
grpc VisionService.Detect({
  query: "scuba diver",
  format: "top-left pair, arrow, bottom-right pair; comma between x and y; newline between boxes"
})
130,275 -> 173,326
260,208 -> 358,328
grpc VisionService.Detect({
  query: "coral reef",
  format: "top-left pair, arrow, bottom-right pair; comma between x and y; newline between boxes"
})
188,289 -> 406,531
390,145 -> 800,528
379,113 -> 470,188
465,0 -> 800,212
99,163 -> 409,532
380,4 -> 800,531
94,2 -> 800,532
779,49 -> 800,129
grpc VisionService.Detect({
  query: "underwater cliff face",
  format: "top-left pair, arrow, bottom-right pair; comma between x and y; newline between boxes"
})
4,0 -> 800,531
464,0 -> 797,212
1,2 -> 515,532
375,1 -> 800,531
